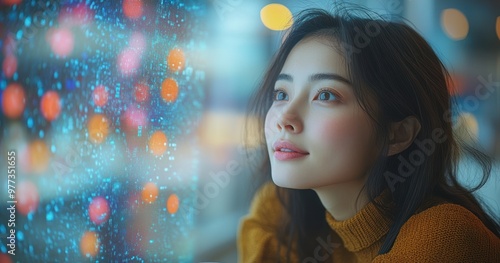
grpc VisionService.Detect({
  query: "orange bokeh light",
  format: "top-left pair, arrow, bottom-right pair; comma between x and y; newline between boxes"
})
141,182 -> 158,203
161,78 -> 179,103
167,48 -> 185,73
496,17 -> 500,40
2,82 -> 25,119
441,9 -> 469,40
29,140 -> 51,174
40,90 -> 61,121
167,194 -> 179,214
80,231 -> 100,258
148,130 -> 168,156
88,114 -> 109,144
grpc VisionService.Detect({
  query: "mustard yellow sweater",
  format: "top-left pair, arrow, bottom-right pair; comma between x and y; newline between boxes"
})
238,183 -> 500,262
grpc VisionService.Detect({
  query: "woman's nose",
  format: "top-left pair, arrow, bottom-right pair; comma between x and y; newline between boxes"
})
276,111 -> 303,133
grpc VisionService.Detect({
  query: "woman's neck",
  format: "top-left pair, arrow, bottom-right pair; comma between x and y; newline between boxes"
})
313,179 -> 369,221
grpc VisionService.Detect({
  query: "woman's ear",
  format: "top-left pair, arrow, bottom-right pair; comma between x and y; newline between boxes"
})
388,116 -> 421,156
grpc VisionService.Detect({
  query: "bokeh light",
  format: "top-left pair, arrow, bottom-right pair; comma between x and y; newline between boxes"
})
161,78 -> 179,103
0,253 -> 12,263
58,3 -> 94,26
2,34 -> 16,56
167,194 -> 179,214
130,32 -> 146,54
88,196 -> 110,225
496,17 -> 500,40
167,48 -> 185,73
148,130 -> 168,156
123,0 -> 143,19
441,8 -> 469,40
88,114 -> 109,144
2,82 -> 25,119
1,0 -> 22,6
117,47 -> 141,75
446,73 -> 466,96
260,3 -> 293,31
123,104 -> 147,130
40,90 -> 62,121
80,231 -> 100,258
134,83 -> 149,102
93,85 -> 109,107
28,140 -> 51,174
2,54 -> 17,78
141,182 -> 159,203
46,27 -> 75,57
16,181 -> 39,216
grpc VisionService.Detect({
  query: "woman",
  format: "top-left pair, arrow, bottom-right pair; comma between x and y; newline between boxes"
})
238,6 -> 500,263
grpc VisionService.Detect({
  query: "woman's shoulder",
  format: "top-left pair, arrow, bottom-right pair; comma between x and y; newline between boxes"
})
404,202 -> 496,235
237,182 -> 291,262
402,203 -> 493,234
375,202 -> 500,262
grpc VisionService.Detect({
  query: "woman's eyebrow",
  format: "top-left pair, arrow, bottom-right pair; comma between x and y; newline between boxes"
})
276,73 -> 351,85
309,73 -> 351,85
276,73 -> 293,82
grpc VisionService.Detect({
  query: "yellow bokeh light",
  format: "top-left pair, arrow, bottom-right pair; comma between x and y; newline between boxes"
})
441,9 -> 469,40
260,3 -> 293,31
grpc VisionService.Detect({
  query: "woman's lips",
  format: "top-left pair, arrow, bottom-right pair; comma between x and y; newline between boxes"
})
274,151 -> 309,161
272,141 -> 309,161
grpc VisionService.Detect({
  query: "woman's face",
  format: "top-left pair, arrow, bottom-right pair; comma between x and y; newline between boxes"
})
264,37 -> 378,189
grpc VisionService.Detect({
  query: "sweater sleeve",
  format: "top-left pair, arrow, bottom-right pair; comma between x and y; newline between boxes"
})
373,203 -> 500,263
237,182 -> 291,263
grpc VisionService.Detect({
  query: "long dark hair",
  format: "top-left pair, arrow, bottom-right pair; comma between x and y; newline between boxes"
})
246,5 -> 500,262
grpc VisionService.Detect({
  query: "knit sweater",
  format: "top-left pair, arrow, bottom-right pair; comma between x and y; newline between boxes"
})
238,183 -> 500,262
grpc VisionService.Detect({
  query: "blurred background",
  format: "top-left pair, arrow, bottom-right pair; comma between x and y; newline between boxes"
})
0,0 -> 499,262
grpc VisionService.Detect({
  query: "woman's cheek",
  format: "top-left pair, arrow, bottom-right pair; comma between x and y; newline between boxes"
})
314,116 -> 358,146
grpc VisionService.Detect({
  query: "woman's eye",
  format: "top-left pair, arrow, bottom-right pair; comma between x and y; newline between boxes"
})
272,90 -> 289,101
316,90 -> 338,101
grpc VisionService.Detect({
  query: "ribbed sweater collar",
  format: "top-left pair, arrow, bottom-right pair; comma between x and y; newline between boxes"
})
325,195 -> 392,252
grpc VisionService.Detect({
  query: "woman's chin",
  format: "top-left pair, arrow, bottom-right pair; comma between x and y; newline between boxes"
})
271,174 -> 317,190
